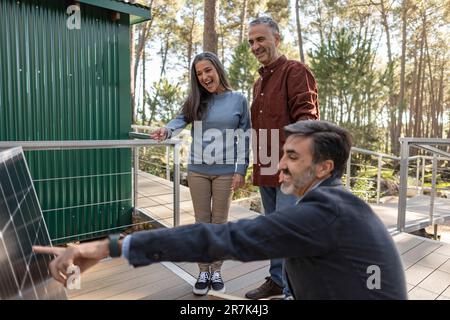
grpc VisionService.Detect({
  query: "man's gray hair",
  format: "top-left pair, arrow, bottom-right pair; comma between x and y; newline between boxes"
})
249,16 -> 280,35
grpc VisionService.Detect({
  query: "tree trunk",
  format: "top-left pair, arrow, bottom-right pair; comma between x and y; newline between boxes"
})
160,32 -> 170,78
378,0 -> 396,153
219,18 -> 225,61
315,0 -> 324,45
407,41 -> 418,137
238,0 -> 248,44
203,0 -> 219,54
424,30 -> 438,138
141,47 -> 146,124
397,0 -> 408,151
132,21 -> 152,124
437,63 -> 444,138
295,0 -> 305,63
187,8 -> 197,71
414,19 -> 426,138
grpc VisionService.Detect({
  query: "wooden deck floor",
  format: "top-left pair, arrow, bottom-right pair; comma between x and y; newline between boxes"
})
68,173 -> 450,300
371,195 -> 450,231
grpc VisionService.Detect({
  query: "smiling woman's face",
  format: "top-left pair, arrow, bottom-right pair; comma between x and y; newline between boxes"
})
195,60 -> 223,94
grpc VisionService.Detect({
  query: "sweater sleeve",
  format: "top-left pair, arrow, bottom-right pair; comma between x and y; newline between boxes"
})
165,111 -> 188,138
235,96 -> 251,176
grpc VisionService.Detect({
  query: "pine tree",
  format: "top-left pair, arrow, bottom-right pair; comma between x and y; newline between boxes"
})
228,43 -> 260,102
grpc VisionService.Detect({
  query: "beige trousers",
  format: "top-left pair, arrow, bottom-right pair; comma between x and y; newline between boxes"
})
187,171 -> 233,273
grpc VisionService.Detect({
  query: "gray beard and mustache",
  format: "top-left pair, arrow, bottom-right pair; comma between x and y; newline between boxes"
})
280,166 -> 315,195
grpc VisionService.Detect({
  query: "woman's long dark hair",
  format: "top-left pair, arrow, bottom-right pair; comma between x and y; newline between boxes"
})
181,52 -> 232,123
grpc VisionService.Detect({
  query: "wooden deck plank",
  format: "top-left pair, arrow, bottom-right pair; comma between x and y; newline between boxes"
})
69,264 -> 165,298
105,271 -> 188,300
69,264 -> 170,300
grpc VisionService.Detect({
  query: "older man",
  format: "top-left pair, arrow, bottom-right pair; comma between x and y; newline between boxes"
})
34,121 -> 407,300
246,16 -> 319,299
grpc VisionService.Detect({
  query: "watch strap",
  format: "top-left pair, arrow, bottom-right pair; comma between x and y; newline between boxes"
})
108,233 -> 121,258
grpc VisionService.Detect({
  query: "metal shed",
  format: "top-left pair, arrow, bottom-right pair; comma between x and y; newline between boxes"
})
0,0 -> 151,244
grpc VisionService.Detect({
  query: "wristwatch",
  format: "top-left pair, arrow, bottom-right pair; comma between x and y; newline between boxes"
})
108,233 -> 121,258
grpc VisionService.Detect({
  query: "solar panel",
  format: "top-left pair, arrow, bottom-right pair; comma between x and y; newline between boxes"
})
0,147 -> 67,300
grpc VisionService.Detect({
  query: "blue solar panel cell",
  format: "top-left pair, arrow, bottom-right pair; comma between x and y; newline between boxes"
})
0,147 -> 67,300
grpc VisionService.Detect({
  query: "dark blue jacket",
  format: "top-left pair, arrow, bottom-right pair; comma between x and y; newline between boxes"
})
128,177 -> 407,299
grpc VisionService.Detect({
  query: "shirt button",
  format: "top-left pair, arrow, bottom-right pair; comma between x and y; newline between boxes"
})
271,70 -> 273,73
260,110 -> 263,113
261,93 -> 264,96
152,253 -> 160,260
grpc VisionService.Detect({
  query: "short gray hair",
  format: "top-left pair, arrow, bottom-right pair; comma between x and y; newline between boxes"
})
249,16 -> 280,35
284,121 -> 353,178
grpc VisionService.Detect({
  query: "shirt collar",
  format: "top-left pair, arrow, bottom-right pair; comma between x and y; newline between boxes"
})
258,55 -> 287,75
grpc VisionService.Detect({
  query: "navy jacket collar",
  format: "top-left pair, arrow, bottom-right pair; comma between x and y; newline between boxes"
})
320,176 -> 343,187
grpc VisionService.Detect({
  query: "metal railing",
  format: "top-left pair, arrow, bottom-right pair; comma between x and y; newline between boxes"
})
0,138 -> 182,243
345,147 -> 400,203
397,138 -> 450,234
131,125 -> 190,182
2,133 -> 447,241
345,147 -> 449,204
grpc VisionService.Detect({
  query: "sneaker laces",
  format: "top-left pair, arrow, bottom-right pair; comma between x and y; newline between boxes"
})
210,271 -> 223,283
197,272 -> 209,283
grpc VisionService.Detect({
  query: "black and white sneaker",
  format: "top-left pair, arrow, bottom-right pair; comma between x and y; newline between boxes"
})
210,271 -> 225,293
193,271 -> 210,295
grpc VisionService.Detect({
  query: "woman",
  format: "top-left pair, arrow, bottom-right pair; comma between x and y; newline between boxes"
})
150,52 -> 250,295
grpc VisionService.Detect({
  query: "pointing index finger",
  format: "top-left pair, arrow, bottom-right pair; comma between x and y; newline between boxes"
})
33,245 -> 64,256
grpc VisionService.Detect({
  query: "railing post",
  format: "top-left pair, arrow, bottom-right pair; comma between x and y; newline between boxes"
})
166,146 -> 170,181
430,153 -> 437,227
173,143 -> 180,227
421,157 -> 426,195
376,155 -> 382,204
416,158 -> 420,192
133,146 -> 139,215
397,139 -> 409,232
346,150 -> 351,190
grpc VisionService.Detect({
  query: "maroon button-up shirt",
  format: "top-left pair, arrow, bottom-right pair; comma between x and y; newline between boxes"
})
251,55 -> 319,187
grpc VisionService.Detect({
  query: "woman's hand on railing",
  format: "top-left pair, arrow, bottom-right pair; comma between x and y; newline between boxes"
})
231,173 -> 245,191
150,128 -> 168,141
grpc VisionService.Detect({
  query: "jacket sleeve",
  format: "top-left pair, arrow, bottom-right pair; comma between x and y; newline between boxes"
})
127,191 -> 338,267
286,63 -> 320,121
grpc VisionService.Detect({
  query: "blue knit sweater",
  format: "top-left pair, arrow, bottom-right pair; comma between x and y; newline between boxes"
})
165,91 -> 250,176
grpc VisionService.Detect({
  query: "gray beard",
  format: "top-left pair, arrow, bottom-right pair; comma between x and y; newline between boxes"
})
280,168 -> 315,195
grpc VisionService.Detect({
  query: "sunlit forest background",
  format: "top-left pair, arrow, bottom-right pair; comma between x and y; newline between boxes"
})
131,0 -> 449,155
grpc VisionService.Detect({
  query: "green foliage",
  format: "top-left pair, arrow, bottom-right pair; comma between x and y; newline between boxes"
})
142,78 -> 184,125
341,122 -> 384,151
264,0 -> 291,27
228,43 -> 260,102
352,178 -> 377,202
308,28 -> 386,149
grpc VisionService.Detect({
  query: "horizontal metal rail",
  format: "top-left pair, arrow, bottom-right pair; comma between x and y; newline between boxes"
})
0,139 -> 180,150
351,147 -> 399,160
0,138 -> 182,243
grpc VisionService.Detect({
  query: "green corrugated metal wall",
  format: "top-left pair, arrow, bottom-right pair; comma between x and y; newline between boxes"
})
0,0 -> 132,244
